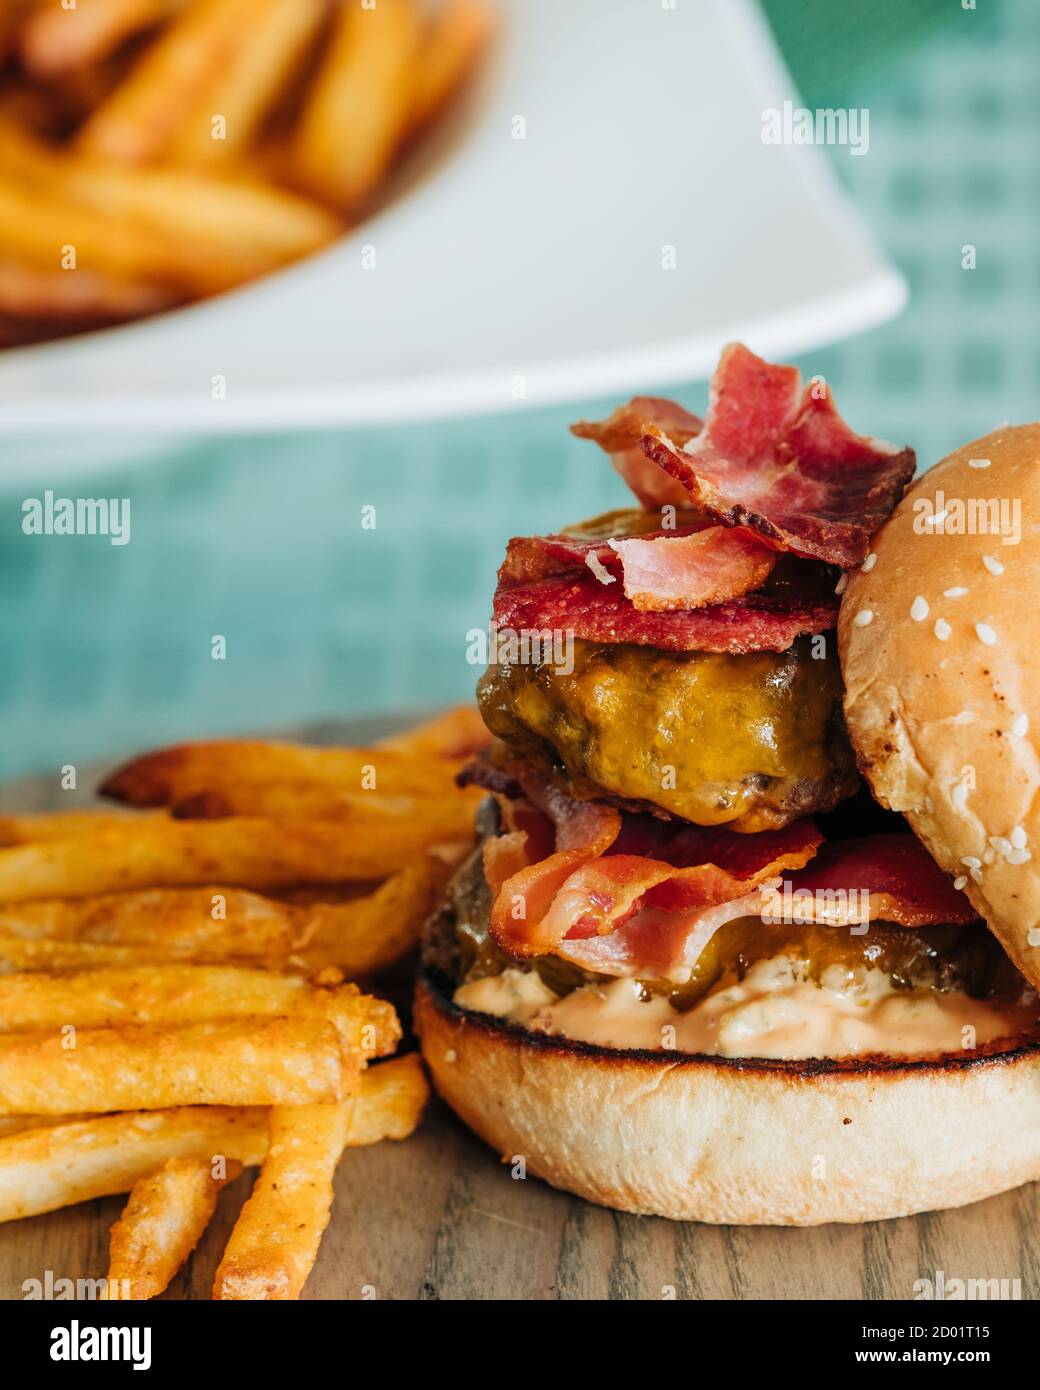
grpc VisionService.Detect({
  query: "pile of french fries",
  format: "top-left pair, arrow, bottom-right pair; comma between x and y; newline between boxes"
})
0,706 -> 489,1300
0,0 -> 493,345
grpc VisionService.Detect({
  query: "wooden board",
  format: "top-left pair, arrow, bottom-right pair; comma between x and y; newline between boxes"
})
0,726 -> 1036,1301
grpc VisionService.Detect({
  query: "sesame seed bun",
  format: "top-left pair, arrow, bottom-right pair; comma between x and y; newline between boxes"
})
840,424 -> 1040,989
416,971 -> 1040,1224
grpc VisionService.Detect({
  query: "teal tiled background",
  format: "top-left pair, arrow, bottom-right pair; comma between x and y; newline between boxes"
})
1,0 -> 1038,779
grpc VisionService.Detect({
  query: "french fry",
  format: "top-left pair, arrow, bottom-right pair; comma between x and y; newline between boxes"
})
0,259 -> 175,324
375,704 -> 490,760
300,856 -> 449,975
0,1056 -> 428,1220
409,0 -> 494,133
169,786 -> 479,838
0,1015 -> 360,1115
0,816 -> 437,901
0,883 -> 300,947
0,966 -> 397,1046
0,122 -> 341,290
75,0 -> 258,163
105,1156 -> 241,1300
101,737 -> 470,805
165,0 -> 325,167
0,1105 -> 269,1221
346,1052 -> 428,1146
0,808 -> 167,845
21,0 -> 186,79
290,0 -> 421,210
0,859 -> 448,976
213,1100 -> 353,1301
0,936 -> 268,972
0,170 -> 215,293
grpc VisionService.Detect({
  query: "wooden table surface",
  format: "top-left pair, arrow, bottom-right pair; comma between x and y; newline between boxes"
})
0,725 -> 1035,1302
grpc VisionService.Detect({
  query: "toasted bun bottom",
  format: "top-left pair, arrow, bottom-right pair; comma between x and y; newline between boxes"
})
416,973 -> 1040,1225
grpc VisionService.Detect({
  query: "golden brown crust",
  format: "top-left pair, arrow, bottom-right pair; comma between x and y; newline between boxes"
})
840,424 -> 1040,992
415,972 -> 1040,1225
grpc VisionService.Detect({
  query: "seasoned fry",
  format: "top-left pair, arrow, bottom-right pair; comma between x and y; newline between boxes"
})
170,786 -> 478,837
75,0 -> 258,163
0,1055 -> 428,1220
213,1100 -> 353,1300
346,1052 -> 428,1146
21,0 -> 186,79
0,937 -> 255,972
0,1015 -> 360,1115
0,966 -> 396,1047
0,808 -> 166,846
0,883 -> 301,947
376,703 -> 490,759
105,1156 -> 241,1300
0,858 -> 448,976
290,0 -> 421,210
101,737 -> 470,805
410,0 -> 494,132
0,816 -> 438,901
0,1105 -> 269,1221
300,856 -> 449,974
165,0 -> 325,167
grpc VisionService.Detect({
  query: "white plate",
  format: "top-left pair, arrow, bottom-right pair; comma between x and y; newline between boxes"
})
0,0 -> 904,440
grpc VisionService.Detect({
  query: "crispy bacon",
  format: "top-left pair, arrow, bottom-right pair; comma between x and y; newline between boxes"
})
498,523 -> 776,614
487,801 -> 821,958
492,570 -> 839,653
782,834 -> 979,928
571,396 -> 702,507
638,344 -> 915,569
478,762 -> 977,976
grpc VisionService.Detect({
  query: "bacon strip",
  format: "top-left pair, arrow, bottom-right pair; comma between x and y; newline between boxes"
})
479,762 -> 977,976
487,803 -> 821,958
492,570 -> 839,654
571,396 -> 702,508
499,523 -> 776,614
781,834 -> 979,928
638,344 -> 915,569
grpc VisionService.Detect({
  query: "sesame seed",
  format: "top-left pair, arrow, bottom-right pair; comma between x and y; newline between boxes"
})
952,783 -> 969,811
990,836 -> 1013,855
834,573 -> 849,595
975,622 -> 998,646
1012,826 -> 1028,849
968,458 -> 991,469
952,710 -> 974,725
1008,849 -> 1033,867
910,596 -> 929,621
961,856 -> 982,869
854,609 -> 874,627
925,509 -> 949,528
971,867 -> 984,884
1030,928 -> 1040,948
983,848 -> 996,865
934,618 -> 952,641
982,555 -> 1004,576
953,875 -> 968,890
861,553 -> 878,573
943,587 -> 968,598
1012,713 -> 1029,737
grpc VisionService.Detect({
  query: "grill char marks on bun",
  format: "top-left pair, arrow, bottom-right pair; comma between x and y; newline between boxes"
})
416,968 -> 1040,1227
840,423 -> 1040,994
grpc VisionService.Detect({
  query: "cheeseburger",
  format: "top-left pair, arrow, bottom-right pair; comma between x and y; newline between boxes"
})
415,345 -> 1040,1225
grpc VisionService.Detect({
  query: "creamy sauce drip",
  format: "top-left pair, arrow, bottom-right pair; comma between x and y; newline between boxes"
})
454,954 -> 1039,1060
